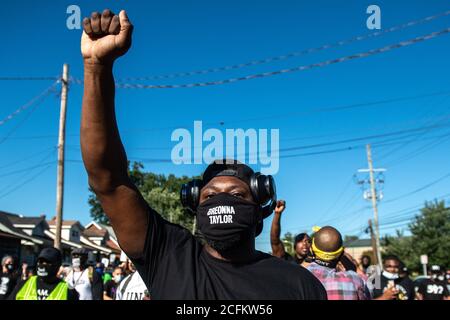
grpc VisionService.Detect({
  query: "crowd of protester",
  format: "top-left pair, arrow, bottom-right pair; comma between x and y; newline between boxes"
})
0,248 -> 149,300
1,203 -> 448,301
2,6 -> 449,302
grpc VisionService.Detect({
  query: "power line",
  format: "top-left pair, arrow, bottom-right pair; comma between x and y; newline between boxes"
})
383,172 -> 450,204
0,147 -> 56,170
0,149 -> 56,199
0,77 -> 59,81
116,9 -> 450,81
0,81 -> 59,127
75,27 -> 450,89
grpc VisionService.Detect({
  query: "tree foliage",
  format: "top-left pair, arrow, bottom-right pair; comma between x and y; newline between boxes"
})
384,200 -> 450,272
88,161 -> 198,232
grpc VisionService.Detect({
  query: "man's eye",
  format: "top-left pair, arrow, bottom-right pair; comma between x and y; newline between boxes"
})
232,193 -> 244,198
206,193 -> 216,199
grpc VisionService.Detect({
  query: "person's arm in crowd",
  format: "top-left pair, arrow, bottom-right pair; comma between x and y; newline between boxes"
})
91,269 -> 104,300
20,263 -> 28,280
373,286 -> 399,300
80,9 -> 149,259
103,281 -> 113,300
103,292 -> 113,300
270,200 -> 287,258
416,281 -> 427,300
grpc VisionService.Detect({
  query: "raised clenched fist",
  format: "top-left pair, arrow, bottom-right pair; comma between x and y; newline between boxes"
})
81,9 -> 133,64
274,200 -> 286,215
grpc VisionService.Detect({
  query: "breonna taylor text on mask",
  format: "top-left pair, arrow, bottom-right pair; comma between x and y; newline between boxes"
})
207,205 -> 235,224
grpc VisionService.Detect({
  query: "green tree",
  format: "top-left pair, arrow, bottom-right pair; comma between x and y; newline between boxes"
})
384,200 -> 450,272
281,232 -> 295,256
88,161 -> 198,232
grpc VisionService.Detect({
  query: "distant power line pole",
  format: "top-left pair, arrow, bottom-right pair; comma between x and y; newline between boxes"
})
54,64 -> 69,251
356,144 -> 386,269
368,219 -> 379,266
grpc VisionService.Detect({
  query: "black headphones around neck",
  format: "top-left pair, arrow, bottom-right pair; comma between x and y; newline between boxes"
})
180,172 -> 277,220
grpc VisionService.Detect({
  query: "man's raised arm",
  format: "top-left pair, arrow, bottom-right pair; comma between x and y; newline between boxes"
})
80,9 -> 148,258
270,200 -> 287,258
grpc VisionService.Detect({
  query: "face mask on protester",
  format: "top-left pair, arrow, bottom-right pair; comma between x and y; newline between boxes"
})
5,264 -> 14,272
36,264 -> 50,277
72,258 -> 81,269
382,270 -> 399,280
114,275 -> 123,283
196,193 -> 260,251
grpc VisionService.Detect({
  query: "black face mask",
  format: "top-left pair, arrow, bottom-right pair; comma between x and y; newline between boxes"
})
5,264 -> 14,273
197,193 -> 260,251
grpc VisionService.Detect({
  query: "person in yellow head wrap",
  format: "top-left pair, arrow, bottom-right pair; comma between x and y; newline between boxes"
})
306,226 -> 370,300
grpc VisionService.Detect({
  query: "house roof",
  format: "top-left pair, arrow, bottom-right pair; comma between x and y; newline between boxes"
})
105,239 -> 121,253
47,217 -> 84,230
0,212 -> 44,244
83,223 -> 108,237
83,227 -> 107,238
7,215 -> 46,226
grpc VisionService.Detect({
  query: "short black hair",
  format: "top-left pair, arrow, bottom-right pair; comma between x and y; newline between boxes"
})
294,233 -> 311,245
383,255 -> 400,263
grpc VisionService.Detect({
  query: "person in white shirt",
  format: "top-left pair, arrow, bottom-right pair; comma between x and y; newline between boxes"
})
115,261 -> 149,300
64,248 -> 103,300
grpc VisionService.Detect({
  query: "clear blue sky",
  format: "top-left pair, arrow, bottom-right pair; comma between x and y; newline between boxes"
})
1,0 -> 450,252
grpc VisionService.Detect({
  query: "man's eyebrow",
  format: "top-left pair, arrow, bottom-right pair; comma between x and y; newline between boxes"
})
202,184 -> 248,192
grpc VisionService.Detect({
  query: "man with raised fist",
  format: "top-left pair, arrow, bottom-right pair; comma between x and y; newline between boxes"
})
80,9 -> 326,300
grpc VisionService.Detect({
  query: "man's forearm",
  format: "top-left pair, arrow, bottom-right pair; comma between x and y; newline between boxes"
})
81,62 -> 128,192
270,213 -> 285,257
270,213 -> 282,245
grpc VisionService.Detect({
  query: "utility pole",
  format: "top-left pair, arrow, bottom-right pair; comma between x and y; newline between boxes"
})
356,144 -> 385,270
54,64 -> 69,250
368,219 -> 379,266
366,144 -> 382,269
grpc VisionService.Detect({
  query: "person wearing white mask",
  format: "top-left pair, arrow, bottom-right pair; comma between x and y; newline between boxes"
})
0,256 -> 19,300
370,255 -> 413,300
104,267 -> 123,300
65,248 -> 103,300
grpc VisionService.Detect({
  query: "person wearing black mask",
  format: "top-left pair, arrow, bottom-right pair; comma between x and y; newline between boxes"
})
370,255 -> 413,300
64,248 -> 103,300
0,255 -> 19,300
270,200 -> 312,266
8,248 -> 78,300
79,8 -> 327,300
417,265 -> 449,300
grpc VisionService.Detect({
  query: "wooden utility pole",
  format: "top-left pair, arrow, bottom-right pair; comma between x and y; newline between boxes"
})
366,144 -> 383,269
368,219 -> 379,266
54,64 -> 69,250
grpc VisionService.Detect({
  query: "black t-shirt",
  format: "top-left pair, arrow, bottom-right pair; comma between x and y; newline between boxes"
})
8,277 -> 79,300
0,272 -> 18,300
371,274 -> 414,300
104,280 -> 118,299
132,208 -> 327,300
418,279 -> 449,300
